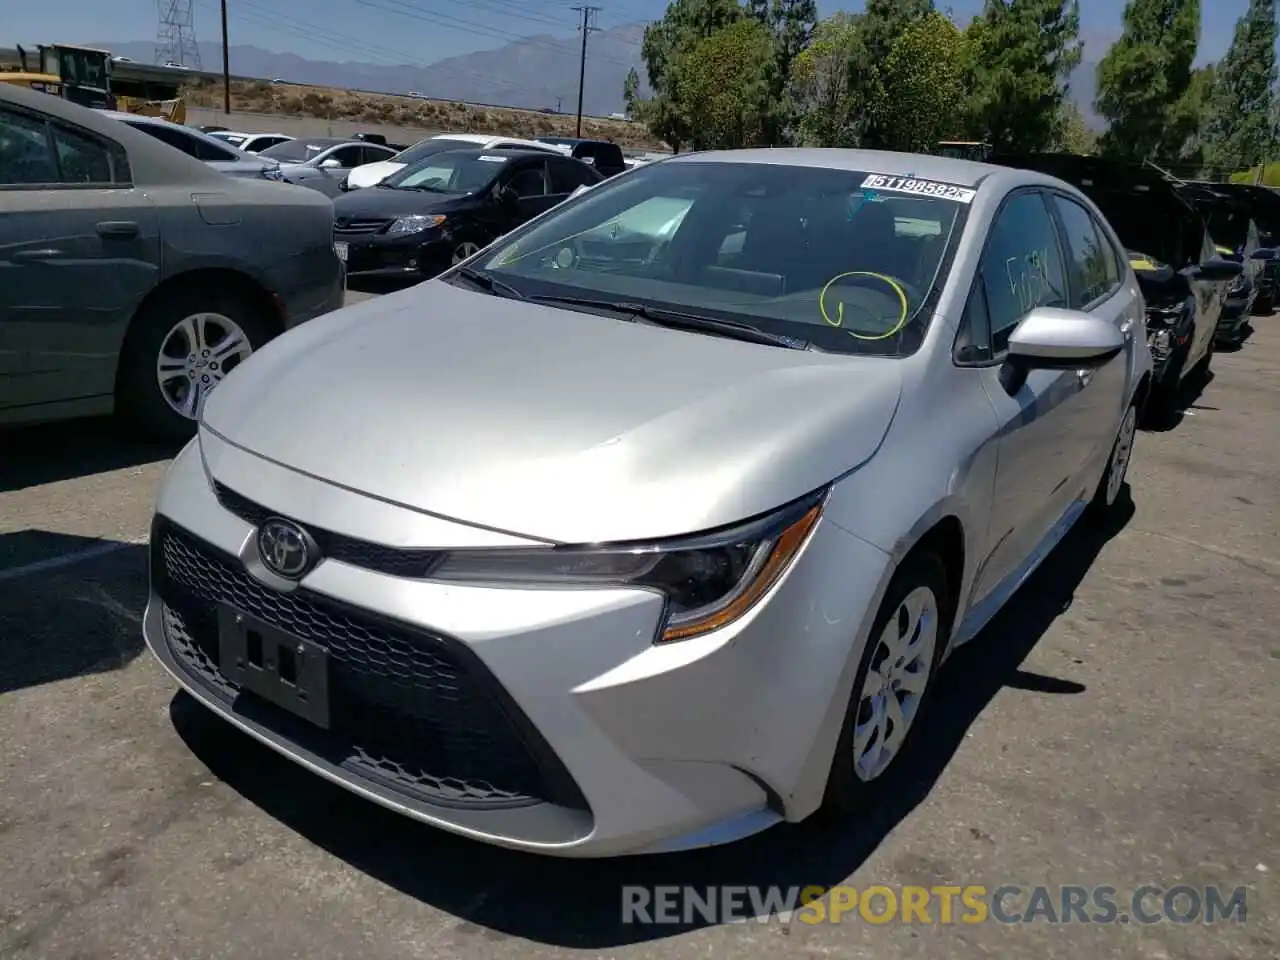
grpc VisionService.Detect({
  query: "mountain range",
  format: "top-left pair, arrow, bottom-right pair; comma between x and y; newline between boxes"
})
97,25 -> 1108,126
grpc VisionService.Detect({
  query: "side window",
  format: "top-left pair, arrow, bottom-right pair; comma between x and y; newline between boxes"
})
955,277 -> 993,363
1098,221 -> 1121,288
194,136 -> 237,162
133,123 -> 200,157
361,145 -> 392,165
329,145 -> 363,168
1052,195 -> 1114,308
50,124 -> 114,183
548,158 -> 595,194
506,162 -> 547,198
0,108 -> 59,185
981,192 -> 1068,354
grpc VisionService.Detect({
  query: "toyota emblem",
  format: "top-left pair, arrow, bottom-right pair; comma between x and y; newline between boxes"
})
257,518 -> 314,579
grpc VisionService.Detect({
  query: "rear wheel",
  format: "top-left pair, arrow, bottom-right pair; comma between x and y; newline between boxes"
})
116,285 -> 273,441
822,551 -> 950,814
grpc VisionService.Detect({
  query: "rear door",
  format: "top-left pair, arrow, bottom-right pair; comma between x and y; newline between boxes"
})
501,158 -> 556,223
1046,191 -> 1135,471
547,156 -> 600,205
0,103 -> 159,414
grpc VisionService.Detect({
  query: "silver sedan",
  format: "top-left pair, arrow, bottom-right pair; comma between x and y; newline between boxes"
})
144,149 -> 1153,857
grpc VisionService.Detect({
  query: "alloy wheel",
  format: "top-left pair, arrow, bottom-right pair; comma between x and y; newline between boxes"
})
452,241 -> 481,264
1105,404 -> 1138,506
853,585 -> 939,782
155,312 -> 253,420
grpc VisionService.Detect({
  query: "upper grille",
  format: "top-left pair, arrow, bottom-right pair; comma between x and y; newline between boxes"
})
156,520 -> 585,810
334,217 -> 392,236
213,482 -> 443,579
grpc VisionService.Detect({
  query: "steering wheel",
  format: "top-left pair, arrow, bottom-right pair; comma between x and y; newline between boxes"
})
819,271 -> 922,341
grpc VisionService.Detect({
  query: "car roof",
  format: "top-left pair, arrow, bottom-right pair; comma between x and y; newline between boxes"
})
0,82 -> 232,187
666,147 -> 1004,188
431,132 -> 555,149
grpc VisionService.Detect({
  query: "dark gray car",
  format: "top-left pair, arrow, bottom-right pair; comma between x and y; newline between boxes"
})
0,83 -> 344,439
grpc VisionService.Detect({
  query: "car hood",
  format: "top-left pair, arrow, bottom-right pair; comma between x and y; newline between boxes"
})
332,187 -> 474,220
348,160 -> 406,188
201,282 -> 904,544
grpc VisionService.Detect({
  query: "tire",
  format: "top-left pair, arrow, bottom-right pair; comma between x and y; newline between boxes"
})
822,550 -> 951,815
116,284 -> 274,442
1089,399 -> 1138,520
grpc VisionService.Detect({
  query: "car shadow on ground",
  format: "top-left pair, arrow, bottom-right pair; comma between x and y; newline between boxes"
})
1215,321 -> 1255,353
0,531 -> 148,696
171,495 -> 1134,948
1,418 -> 182,493
1141,367 -> 1217,434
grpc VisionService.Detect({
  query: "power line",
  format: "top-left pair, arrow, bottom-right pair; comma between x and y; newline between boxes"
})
572,6 -> 601,137
156,0 -> 203,69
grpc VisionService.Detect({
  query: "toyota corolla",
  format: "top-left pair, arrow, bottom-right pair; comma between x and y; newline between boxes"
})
143,149 -> 1152,857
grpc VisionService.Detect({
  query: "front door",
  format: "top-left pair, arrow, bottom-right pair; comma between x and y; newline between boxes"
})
963,190 -> 1090,602
0,104 -> 158,413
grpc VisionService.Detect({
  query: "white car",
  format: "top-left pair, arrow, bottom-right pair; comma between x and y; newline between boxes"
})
208,131 -> 295,154
344,132 -> 562,190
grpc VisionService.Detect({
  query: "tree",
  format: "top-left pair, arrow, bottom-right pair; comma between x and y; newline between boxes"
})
1167,64 -> 1216,164
963,0 -> 1084,152
623,67 -> 641,116
674,17 -> 779,149
1095,0 -> 1200,160
746,0 -> 819,142
856,0 -> 937,147
632,0 -> 746,150
790,12 -> 869,146
873,13 -> 967,151
1204,0 -> 1278,171
1053,102 -> 1099,154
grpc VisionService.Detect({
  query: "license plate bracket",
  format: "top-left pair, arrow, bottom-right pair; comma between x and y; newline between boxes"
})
334,241 -> 348,262
218,606 -> 331,729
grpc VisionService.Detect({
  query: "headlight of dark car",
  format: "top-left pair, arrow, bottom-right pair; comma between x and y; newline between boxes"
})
388,214 -> 446,235
261,162 -> 283,181
427,491 -> 826,642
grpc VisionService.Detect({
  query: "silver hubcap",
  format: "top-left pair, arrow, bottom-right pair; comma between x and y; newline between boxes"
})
452,241 -> 481,264
1105,405 -> 1138,506
854,585 -> 938,782
156,312 -> 252,420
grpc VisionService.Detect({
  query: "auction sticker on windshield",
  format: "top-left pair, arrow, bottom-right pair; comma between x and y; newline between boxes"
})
861,174 -> 976,203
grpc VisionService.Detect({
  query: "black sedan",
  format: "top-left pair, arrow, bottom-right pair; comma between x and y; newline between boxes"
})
332,148 -> 603,278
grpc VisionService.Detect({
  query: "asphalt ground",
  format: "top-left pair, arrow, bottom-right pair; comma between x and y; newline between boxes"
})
1,295 -> 1277,960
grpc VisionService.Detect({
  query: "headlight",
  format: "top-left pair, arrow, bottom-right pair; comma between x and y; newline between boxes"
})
261,163 -> 283,180
428,491 -> 826,642
388,214 -> 446,235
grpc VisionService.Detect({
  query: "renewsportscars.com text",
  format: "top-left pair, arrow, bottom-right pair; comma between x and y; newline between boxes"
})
621,884 -> 1249,926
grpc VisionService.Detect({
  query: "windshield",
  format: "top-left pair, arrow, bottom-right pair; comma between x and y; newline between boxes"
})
210,132 -> 246,147
392,137 -> 476,165
385,151 -> 507,193
473,160 -> 969,355
259,139 -> 339,162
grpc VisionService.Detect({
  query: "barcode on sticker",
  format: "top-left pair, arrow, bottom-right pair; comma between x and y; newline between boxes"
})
861,174 -> 976,203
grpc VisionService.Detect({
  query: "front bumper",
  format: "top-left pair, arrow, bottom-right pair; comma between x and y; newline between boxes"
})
336,229 -> 453,278
142,434 -> 890,857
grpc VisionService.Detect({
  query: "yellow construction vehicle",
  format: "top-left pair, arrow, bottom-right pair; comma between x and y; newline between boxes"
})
0,43 -> 186,122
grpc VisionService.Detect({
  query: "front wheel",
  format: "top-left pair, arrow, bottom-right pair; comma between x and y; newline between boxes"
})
116,285 -> 273,441
822,551 -> 950,815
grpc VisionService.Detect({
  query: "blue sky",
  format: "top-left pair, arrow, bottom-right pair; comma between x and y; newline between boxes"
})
9,1 -> 1255,69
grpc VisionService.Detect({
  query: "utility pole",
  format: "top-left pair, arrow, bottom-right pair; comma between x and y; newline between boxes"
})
220,0 -> 231,114
571,5 -> 600,138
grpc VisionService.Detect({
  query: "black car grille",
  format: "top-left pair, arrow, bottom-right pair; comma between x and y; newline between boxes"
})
155,519 -> 585,811
213,482 -> 443,578
334,217 -> 393,236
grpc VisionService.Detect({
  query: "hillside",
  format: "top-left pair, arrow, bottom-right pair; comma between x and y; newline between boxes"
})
179,77 -> 665,149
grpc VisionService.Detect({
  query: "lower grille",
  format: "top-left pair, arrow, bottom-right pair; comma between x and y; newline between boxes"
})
155,520 -> 584,810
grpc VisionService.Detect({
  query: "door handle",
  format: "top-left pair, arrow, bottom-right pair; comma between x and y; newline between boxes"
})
10,248 -> 63,262
97,220 -> 140,238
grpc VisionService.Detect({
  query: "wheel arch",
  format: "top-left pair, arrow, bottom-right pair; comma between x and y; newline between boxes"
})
112,267 -> 285,397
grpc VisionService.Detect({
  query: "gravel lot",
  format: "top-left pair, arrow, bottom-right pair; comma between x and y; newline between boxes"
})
1,294 -> 1276,960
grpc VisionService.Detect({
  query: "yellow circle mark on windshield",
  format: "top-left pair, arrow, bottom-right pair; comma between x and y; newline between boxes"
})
819,271 -> 910,341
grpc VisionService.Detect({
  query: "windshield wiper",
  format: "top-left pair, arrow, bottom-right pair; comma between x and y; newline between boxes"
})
451,266 -> 527,300
526,295 -> 810,349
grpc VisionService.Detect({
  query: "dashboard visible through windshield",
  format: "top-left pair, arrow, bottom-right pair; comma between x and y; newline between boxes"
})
471,160 -> 971,355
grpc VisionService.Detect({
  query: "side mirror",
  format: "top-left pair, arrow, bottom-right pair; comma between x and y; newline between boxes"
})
319,157 -> 342,170
1194,257 -> 1243,281
1000,307 -> 1124,395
